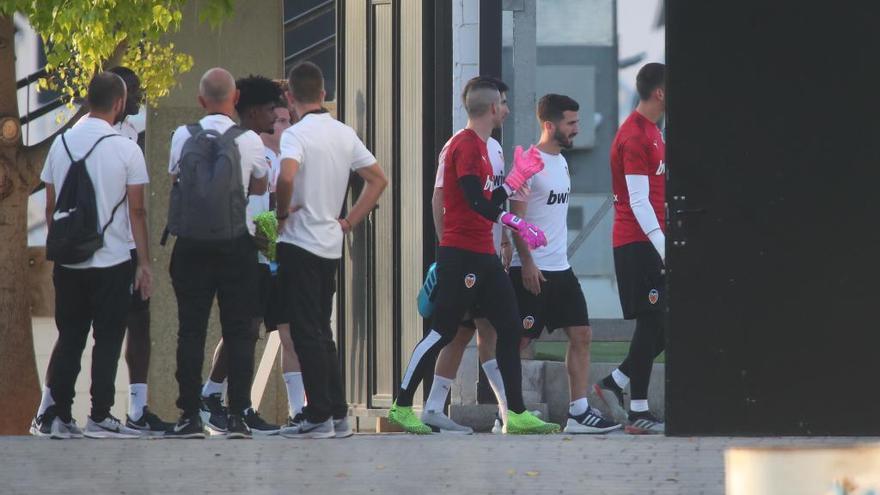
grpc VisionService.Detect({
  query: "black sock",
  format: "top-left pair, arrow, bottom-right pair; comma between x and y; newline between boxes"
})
601,375 -> 623,393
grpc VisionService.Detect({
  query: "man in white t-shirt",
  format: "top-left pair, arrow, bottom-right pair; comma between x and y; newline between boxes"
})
418,76 -> 513,434
165,68 -> 269,439
509,94 -> 620,434
260,86 -> 309,427
33,72 -> 151,439
197,75 -> 286,435
33,67 -> 173,436
275,62 -> 387,439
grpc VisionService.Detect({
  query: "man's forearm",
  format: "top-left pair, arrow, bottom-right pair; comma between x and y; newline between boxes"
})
431,190 -> 444,240
346,181 -> 385,226
249,174 -> 269,196
511,230 -> 533,265
130,208 -> 150,265
275,179 -> 293,217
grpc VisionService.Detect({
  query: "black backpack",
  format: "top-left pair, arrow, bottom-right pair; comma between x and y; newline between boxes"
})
46,133 -> 126,264
165,124 -> 248,242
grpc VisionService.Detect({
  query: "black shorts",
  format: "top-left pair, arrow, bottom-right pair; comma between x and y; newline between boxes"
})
430,247 -> 521,339
614,241 -> 666,320
509,267 -> 590,339
459,304 -> 485,330
128,249 -> 150,312
254,263 -> 283,331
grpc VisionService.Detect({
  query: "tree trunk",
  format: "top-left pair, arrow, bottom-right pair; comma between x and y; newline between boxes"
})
0,14 -> 43,434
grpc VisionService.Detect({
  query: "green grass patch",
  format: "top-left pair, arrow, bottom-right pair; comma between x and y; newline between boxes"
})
533,340 -> 666,364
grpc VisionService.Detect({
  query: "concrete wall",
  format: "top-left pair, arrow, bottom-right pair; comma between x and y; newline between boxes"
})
452,0 -> 480,130
144,0 -> 285,422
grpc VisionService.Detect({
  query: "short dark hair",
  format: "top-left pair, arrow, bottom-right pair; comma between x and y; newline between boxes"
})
235,74 -> 284,114
287,62 -> 324,104
536,94 -> 579,123
87,71 -> 126,113
636,63 -> 666,100
461,75 -> 509,106
109,66 -> 139,92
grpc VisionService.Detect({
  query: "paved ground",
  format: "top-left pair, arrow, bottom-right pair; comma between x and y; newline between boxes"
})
1,434 -> 875,494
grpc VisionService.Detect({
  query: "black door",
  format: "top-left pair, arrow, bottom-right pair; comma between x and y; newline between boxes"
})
666,1 -> 880,435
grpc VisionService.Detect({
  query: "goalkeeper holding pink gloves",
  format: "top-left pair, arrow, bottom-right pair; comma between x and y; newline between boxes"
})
389,79 -> 559,435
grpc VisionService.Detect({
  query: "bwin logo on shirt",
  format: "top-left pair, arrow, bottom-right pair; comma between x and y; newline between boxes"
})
546,190 -> 569,205
656,161 -> 666,175
493,174 -> 504,188
483,176 -> 494,191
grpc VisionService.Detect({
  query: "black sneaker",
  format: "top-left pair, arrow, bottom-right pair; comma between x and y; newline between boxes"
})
199,393 -> 228,433
625,410 -> 665,435
30,406 -> 61,438
126,406 -> 174,437
593,377 -> 627,423
564,407 -> 622,434
242,408 -> 279,436
226,413 -> 252,439
165,413 -> 206,439
287,412 -> 304,428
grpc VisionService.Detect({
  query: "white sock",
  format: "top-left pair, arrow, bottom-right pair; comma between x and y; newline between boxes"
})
569,397 -> 589,416
37,386 -> 54,417
128,383 -> 148,420
481,359 -> 507,417
282,372 -> 306,417
630,399 -> 649,412
424,375 -> 453,413
202,379 -> 225,397
612,368 -> 630,389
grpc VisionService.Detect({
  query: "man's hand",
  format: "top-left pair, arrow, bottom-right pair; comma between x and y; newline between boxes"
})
504,145 -> 544,192
500,212 -> 547,250
501,241 -> 513,271
134,264 -> 153,301
252,225 -> 270,252
521,259 -> 546,296
275,204 -> 301,234
338,217 -> 352,234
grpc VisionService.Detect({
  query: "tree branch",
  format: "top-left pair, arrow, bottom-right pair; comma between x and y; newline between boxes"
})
19,38 -> 128,189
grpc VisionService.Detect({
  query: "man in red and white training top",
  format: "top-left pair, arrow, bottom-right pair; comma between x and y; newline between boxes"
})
419,76 -> 512,435
388,79 -> 559,435
595,63 -> 667,435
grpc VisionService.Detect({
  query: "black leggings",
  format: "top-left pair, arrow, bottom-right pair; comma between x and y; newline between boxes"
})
397,247 -> 526,413
618,311 -> 665,401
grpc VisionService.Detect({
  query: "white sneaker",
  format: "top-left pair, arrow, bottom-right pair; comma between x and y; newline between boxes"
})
279,418 -> 335,439
421,410 -> 473,434
60,419 -> 84,438
84,415 -> 141,439
333,417 -> 353,438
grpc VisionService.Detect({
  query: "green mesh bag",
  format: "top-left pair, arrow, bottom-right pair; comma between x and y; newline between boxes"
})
253,211 -> 279,261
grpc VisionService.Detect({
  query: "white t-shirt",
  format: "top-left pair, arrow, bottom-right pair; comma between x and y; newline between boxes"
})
435,132 -> 506,253
510,150 -> 571,271
247,147 -> 279,265
74,115 -> 143,249
41,117 -> 149,269
278,112 -> 376,259
167,114 -> 268,194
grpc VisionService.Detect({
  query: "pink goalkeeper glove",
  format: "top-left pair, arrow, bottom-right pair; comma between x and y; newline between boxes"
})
500,212 -> 547,250
504,145 -> 544,192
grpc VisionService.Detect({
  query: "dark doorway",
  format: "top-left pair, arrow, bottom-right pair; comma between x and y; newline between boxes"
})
666,1 -> 880,435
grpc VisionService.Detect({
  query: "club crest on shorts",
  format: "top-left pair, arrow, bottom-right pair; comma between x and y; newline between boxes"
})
648,289 -> 660,305
522,316 -> 535,330
464,273 -> 476,288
